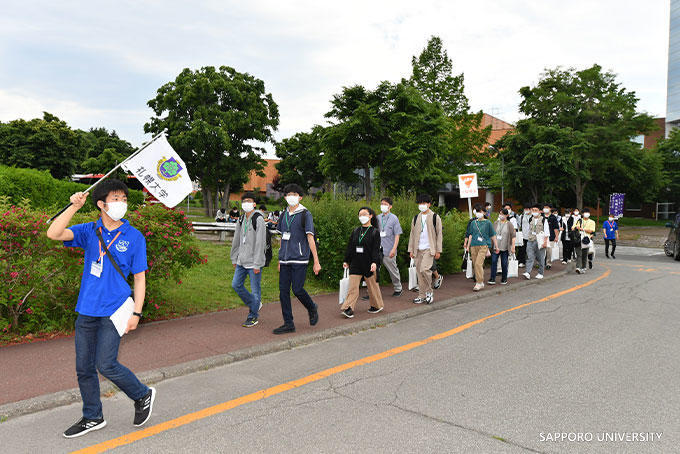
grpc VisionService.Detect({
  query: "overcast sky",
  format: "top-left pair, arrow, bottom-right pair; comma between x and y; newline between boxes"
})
0,0 -> 670,154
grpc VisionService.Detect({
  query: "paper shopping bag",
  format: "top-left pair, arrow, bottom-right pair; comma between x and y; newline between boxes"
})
408,259 -> 418,290
338,268 -> 350,305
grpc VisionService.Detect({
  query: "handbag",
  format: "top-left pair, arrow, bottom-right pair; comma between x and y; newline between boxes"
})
338,268 -> 350,305
507,254 -> 519,278
464,252 -> 474,279
551,242 -> 560,262
581,235 -> 591,247
408,259 -> 418,290
515,230 -> 523,246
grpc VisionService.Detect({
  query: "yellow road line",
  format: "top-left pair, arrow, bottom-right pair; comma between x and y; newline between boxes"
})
74,268 -> 611,454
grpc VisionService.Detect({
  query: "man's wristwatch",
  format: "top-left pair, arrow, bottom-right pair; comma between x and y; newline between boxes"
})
132,312 -> 143,318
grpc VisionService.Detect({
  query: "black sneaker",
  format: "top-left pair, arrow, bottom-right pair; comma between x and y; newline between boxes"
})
63,417 -> 107,438
342,308 -> 354,318
611,255 -> 616,259
425,292 -> 434,304
487,280 -> 496,285
367,306 -> 383,314
500,280 -> 508,285
361,295 -> 369,300
309,306 -> 319,326
273,324 -> 296,334
588,260 -> 593,269
392,290 -> 402,297
134,387 -> 156,427
242,317 -> 258,328
413,297 -> 423,304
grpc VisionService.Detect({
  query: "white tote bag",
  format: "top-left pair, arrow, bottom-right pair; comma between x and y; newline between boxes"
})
465,252 -> 474,279
507,254 -> 519,278
551,242 -> 560,262
515,230 -> 523,246
338,268 -> 350,305
408,259 -> 418,290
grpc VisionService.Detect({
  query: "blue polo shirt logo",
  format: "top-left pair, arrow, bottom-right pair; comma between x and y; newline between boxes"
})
115,240 -> 130,253
64,218 -> 148,317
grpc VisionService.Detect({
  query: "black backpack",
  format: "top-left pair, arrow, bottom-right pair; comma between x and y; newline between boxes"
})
239,212 -> 273,267
413,213 -> 439,230
303,209 -> 320,250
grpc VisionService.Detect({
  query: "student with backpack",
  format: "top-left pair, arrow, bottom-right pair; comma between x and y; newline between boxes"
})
407,194 -> 443,304
523,203 -> 550,280
231,192 -> 270,328
273,184 -> 321,334
340,207 -> 384,317
465,203 -> 499,291
378,197 -> 404,297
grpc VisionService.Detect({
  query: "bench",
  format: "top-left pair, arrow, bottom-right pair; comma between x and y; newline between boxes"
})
191,221 -> 279,242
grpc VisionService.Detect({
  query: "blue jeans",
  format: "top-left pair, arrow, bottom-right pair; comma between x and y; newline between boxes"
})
279,263 -> 317,326
490,250 -> 509,282
75,315 -> 149,420
232,265 -> 262,319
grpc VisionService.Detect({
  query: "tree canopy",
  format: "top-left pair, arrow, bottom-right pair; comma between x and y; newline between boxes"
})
145,65 -> 279,214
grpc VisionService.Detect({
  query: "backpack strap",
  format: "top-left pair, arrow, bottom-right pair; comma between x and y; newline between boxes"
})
250,212 -> 261,231
94,227 -> 128,285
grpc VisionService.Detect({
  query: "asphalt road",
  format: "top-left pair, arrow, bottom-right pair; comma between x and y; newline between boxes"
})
1,245 -> 679,453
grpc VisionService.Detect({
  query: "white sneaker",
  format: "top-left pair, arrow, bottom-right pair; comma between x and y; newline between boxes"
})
425,292 -> 434,304
518,263 -> 525,268
523,272 -> 531,280
536,274 -> 543,279
473,283 -> 482,291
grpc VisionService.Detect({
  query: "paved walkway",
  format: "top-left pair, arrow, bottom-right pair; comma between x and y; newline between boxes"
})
0,261 -> 567,411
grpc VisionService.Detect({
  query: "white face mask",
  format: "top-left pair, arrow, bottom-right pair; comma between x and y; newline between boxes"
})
242,202 -> 255,213
359,215 -> 370,225
532,211 -> 540,217
475,211 -> 484,219
499,215 -> 506,221
104,201 -> 127,221
285,195 -> 300,207
380,204 -> 389,213
524,211 -> 530,216
573,212 -> 580,217
418,204 -> 428,213
543,208 -> 550,214
565,214 -> 571,219
583,213 -> 591,219
608,217 -> 614,221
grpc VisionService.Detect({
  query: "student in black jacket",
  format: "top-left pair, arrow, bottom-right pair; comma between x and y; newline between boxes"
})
340,207 -> 384,318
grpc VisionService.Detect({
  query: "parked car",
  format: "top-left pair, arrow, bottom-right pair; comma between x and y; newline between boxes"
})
663,213 -> 680,260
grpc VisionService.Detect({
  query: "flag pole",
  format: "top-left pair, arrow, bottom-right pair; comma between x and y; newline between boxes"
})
46,129 -> 167,224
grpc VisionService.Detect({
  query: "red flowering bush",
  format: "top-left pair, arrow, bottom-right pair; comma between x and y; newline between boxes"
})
0,198 -> 205,339
129,203 -> 206,319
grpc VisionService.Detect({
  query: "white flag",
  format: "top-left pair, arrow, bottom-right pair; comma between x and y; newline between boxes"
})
121,134 -> 192,208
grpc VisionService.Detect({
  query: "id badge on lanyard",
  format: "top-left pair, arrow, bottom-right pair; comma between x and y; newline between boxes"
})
90,260 -> 103,278
282,232 -> 291,241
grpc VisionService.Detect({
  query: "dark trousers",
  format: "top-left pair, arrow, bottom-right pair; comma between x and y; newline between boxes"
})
490,250 -> 509,282
279,263 -> 317,326
562,239 -> 574,261
575,246 -> 590,269
517,239 -> 527,264
75,315 -> 148,420
605,239 -> 617,257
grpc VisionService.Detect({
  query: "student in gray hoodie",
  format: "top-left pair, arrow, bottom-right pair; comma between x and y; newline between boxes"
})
231,192 -> 267,328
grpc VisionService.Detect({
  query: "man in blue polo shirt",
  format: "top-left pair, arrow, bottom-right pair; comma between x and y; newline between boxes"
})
603,215 -> 619,259
46,179 -> 155,438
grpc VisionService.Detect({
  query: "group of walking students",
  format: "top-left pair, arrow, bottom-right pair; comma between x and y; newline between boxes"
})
45,179 -> 619,438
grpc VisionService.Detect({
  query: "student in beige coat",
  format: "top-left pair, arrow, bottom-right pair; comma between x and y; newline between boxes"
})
407,194 -> 443,304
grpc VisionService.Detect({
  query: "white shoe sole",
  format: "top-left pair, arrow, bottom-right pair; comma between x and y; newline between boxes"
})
368,307 -> 384,314
134,387 -> 156,427
63,420 -> 107,438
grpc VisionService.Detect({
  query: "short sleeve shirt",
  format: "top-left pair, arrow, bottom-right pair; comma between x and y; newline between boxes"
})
64,218 -> 148,317
603,220 -> 618,239
466,219 -> 496,247
378,213 -> 403,252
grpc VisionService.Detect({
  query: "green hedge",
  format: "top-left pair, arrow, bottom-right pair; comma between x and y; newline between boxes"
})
303,194 -> 468,287
0,165 -> 144,211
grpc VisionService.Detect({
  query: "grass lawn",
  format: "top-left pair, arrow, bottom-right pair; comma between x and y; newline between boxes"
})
156,240 -> 333,319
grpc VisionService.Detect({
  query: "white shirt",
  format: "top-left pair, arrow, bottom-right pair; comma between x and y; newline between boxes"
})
418,214 -> 430,250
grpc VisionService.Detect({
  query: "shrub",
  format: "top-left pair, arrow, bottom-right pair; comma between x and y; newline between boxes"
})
0,198 -> 205,340
0,165 -> 144,211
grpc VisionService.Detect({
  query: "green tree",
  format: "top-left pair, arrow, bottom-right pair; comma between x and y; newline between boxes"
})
0,112 -> 84,180
275,126 -> 327,192
410,35 -> 469,117
145,66 -> 279,215
77,127 -> 135,178
500,65 -> 658,208
656,128 -> 680,209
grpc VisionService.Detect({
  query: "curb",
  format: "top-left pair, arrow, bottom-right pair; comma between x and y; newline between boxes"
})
0,266 -> 571,421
